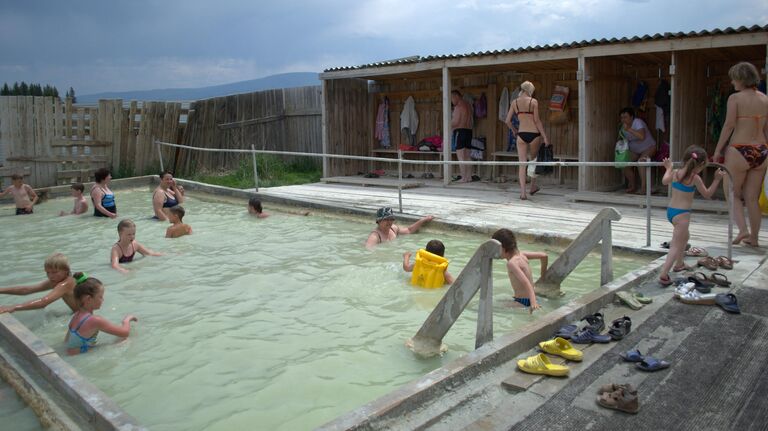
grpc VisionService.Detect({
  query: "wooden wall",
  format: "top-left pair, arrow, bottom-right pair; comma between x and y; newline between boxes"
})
0,96 -> 185,187
324,79 -> 370,176
178,86 -> 322,175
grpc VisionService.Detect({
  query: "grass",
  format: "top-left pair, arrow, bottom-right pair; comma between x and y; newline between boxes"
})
191,155 -> 322,189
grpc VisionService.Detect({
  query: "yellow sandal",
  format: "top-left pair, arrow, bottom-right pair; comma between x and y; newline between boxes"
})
538,337 -> 584,361
517,353 -> 570,376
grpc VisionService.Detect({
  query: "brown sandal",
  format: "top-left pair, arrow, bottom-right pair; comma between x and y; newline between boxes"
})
596,387 -> 639,414
697,256 -> 718,271
715,256 -> 734,270
597,383 -> 637,395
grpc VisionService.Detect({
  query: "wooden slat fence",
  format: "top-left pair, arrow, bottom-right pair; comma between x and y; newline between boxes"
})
177,86 -> 322,175
0,96 -> 187,187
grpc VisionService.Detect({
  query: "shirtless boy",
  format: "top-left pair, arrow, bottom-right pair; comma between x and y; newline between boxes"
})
0,253 -> 78,313
165,205 -> 193,238
59,183 -> 89,216
492,228 -> 548,314
0,174 -> 38,215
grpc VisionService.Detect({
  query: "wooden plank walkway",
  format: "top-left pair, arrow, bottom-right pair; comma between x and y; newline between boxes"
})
257,182 -> 768,251
320,176 -> 424,189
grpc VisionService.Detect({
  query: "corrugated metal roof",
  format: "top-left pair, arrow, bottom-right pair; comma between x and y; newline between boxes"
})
324,24 -> 768,72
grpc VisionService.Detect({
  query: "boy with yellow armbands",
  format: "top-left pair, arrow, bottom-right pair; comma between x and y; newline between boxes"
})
402,240 -> 455,287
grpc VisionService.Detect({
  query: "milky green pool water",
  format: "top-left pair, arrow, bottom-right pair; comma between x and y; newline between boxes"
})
0,188 -> 651,430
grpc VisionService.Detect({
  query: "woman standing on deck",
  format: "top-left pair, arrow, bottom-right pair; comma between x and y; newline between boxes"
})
712,62 -> 768,247
619,107 -> 656,195
505,81 -> 550,200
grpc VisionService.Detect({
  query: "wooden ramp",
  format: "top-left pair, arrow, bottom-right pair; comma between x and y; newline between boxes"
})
565,191 -> 728,214
321,176 -> 424,189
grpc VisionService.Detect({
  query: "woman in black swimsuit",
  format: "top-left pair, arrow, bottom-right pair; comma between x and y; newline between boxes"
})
152,171 -> 184,221
505,81 -> 551,200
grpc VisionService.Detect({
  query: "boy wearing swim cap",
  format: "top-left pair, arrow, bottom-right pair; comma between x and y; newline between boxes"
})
0,253 -> 79,313
492,228 -> 548,314
365,207 -> 435,249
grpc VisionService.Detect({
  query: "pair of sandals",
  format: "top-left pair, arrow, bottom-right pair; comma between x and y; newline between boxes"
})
698,256 -> 734,271
615,291 -> 652,310
570,313 -> 613,344
620,349 -> 671,372
687,272 -> 731,290
596,383 -> 639,414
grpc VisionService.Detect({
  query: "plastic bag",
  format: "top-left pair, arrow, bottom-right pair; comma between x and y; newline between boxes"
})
615,140 -> 631,169
527,158 -> 538,178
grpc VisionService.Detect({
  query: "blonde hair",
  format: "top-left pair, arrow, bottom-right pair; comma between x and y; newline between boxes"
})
44,253 -> 70,272
729,62 -> 760,88
520,81 -> 535,96
117,219 -> 135,233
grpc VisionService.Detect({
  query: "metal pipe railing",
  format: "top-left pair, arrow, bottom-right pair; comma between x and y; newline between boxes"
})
154,140 -> 735,258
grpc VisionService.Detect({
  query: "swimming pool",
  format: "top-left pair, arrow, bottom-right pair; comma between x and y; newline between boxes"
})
1,188 -> 651,430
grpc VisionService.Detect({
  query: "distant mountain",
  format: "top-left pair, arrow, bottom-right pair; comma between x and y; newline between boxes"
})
78,72 -> 320,103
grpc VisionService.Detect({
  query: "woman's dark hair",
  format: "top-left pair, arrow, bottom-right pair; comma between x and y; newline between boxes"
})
159,170 -> 173,180
248,197 -> 262,213
492,228 -> 518,253
425,239 -> 446,257
94,168 -> 111,183
73,272 -> 103,304
619,107 -> 635,118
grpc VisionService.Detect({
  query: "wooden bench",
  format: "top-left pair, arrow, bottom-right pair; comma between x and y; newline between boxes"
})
492,151 -> 579,184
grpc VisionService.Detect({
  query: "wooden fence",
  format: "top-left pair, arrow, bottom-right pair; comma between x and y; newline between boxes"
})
176,85 -> 322,175
0,96 -> 186,187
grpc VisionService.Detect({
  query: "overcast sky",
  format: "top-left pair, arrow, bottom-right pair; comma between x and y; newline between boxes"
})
0,0 -> 765,95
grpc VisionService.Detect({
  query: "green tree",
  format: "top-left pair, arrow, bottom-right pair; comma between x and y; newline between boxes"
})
0,83 -> 9,96
19,81 -> 28,95
67,86 -> 77,103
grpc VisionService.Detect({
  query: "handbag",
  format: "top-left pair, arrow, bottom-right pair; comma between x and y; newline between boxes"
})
535,145 -> 554,175
615,139 -> 631,169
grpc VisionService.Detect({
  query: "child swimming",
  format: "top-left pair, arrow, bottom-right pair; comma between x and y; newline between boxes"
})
492,228 -> 547,314
402,239 -> 455,285
247,197 -> 270,218
111,219 -> 162,273
59,182 -> 89,216
658,146 -> 724,286
65,273 -> 137,355
0,253 -> 78,313
165,205 -> 193,238
0,173 -> 38,215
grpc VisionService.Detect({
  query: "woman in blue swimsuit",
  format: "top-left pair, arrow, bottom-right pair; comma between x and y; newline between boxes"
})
91,168 -> 117,218
657,146 -> 724,286
65,273 -> 137,355
152,171 -> 184,221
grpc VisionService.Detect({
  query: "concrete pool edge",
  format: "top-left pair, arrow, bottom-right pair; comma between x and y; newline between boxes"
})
316,256 -> 664,430
0,313 -> 146,430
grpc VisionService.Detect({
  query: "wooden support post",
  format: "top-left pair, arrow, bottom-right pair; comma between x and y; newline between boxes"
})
475,251 -> 494,349
442,65 -> 451,185
321,79 -> 329,177
669,52 -> 676,161
577,53 -> 587,192
600,219 -> 614,286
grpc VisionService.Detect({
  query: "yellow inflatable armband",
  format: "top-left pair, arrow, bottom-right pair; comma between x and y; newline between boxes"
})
411,248 -> 449,288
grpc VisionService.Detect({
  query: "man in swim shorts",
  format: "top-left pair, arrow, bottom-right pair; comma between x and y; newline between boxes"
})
451,90 -> 474,183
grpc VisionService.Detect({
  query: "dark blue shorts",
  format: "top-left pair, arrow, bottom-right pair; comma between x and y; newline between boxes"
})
514,297 -> 531,307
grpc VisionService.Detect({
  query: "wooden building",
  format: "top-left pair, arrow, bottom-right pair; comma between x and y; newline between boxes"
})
319,25 -> 768,191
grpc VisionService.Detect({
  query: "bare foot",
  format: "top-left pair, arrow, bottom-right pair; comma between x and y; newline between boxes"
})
743,238 -> 760,247
530,185 -> 540,196
520,194 -> 528,200
625,187 -> 636,194
732,232 -> 749,245
634,189 -> 648,195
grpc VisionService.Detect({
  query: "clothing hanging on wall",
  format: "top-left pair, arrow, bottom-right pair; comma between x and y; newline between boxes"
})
655,105 -> 666,132
400,96 -> 419,145
375,97 -> 391,148
498,87 -> 510,122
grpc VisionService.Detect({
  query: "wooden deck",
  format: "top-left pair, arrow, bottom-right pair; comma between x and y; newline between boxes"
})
257,182 -> 768,252
320,176 -> 424,188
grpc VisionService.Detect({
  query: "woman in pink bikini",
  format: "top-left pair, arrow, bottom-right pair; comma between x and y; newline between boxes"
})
713,62 -> 768,247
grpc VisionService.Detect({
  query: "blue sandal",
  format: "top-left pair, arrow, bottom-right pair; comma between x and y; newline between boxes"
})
570,327 -> 611,344
619,349 -> 644,362
636,357 -> 670,371
553,324 -> 578,339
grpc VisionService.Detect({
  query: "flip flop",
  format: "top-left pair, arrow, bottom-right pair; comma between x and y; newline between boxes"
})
616,291 -> 643,310
715,293 -> 741,314
538,337 -> 583,361
674,282 -> 695,297
553,324 -> 578,340
685,246 -> 708,257
715,256 -> 734,270
697,256 -> 719,271
530,185 -> 541,196
636,357 -> 671,372
708,272 -> 732,287
672,263 -> 693,272
596,389 -> 639,414
619,349 -> 644,362
597,383 -> 637,395
633,293 -> 653,304
659,274 -> 673,287
687,272 -> 714,293
517,353 -> 570,376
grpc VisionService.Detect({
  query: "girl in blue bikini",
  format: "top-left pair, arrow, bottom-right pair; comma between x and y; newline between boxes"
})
658,146 -> 725,286
65,273 -> 137,355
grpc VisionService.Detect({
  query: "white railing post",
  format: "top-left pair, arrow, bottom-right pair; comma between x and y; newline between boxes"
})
646,163 -> 651,247
156,139 -> 164,172
251,144 -> 259,191
398,150 -> 403,214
